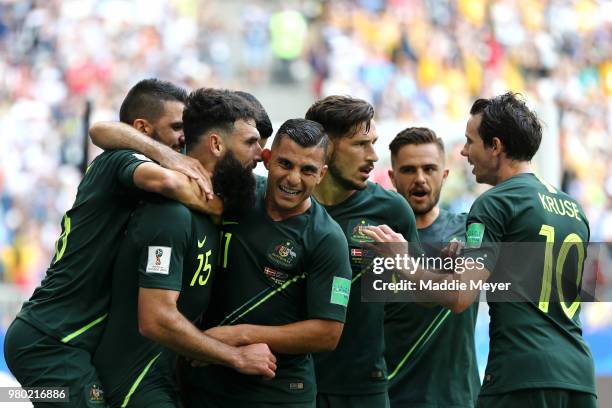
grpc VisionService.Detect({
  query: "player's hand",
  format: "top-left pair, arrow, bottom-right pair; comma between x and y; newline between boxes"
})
160,150 -> 214,201
189,194 -> 224,217
362,225 -> 409,258
441,239 -> 463,259
203,325 -> 249,347
234,343 -> 277,379
363,224 -> 407,243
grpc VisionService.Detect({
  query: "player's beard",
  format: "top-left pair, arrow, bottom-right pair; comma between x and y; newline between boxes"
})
328,162 -> 367,190
411,188 -> 442,215
328,151 -> 368,191
212,151 -> 256,216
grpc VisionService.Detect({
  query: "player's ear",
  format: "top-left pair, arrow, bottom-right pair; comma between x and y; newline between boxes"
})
209,133 -> 224,158
442,168 -> 449,183
262,149 -> 271,169
491,137 -> 503,156
133,119 -> 152,136
388,169 -> 397,189
317,164 -> 328,184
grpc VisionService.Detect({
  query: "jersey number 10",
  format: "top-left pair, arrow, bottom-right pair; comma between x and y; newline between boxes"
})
538,224 -> 585,319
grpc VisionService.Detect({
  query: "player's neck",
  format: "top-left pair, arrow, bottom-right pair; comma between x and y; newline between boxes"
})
415,206 -> 440,229
313,173 -> 356,206
264,194 -> 311,221
187,151 -> 216,174
493,160 -> 532,185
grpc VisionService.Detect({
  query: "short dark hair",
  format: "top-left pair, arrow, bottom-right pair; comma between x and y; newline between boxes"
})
389,127 -> 445,166
305,95 -> 374,139
272,119 -> 329,159
183,88 -> 256,150
119,78 -> 187,125
470,92 -> 542,161
235,91 -> 273,139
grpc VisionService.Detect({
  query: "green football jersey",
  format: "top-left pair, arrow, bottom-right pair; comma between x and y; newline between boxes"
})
16,149 -> 150,352
186,189 -> 352,404
93,197 -> 218,407
384,210 -> 480,407
314,182 -> 420,396
463,173 -> 595,396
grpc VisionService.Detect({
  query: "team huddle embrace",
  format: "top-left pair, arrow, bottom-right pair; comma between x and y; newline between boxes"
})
4,80 -> 597,408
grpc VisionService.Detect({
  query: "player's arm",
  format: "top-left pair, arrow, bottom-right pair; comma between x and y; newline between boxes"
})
205,225 -> 350,354
90,121 -> 213,199
132,162 -> 223,215
204,320 -> 344,354
138,287 -> 276,377
421,260 -> 490,313
364,224 -> 491,313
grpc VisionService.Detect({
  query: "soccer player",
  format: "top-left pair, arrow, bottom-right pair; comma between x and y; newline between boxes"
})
4,79 -> 217,407
90,89 -> 272,211
234,90 -> 273,192
305,96 -> 420,408
235,90 -> 274,148
385,127 -> 479,407
183,118 -> 352,408
365,93 -> 597,408
89,79 -> 216,199
93,88 -> 276,407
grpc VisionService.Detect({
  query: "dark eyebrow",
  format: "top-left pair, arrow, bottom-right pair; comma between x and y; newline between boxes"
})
302,164 -> 319,173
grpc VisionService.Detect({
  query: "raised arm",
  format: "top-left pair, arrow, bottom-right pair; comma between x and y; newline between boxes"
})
133,162 -> 223,216
90,121 -> 212,199
204,320 -> 344,354
138,287 -> 276,378
363,224 -> 490,314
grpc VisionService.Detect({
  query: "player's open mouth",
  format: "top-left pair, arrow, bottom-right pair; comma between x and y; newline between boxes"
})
359,166 -> 373,178
411,190 -> 428,198
279,185 -> 300,196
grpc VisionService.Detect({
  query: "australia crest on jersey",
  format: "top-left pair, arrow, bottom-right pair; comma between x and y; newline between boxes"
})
347,219 -> 376,244
88,383 -> 105,404
266,239 -> 299,269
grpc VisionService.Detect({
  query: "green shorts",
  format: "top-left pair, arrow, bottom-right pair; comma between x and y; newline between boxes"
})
4,318 -> 106,407
103,366 -> 180,408
477,389 -> 597,408
184,387 -> 314,408
116,381 -> 179,408
317,392 -> 390,408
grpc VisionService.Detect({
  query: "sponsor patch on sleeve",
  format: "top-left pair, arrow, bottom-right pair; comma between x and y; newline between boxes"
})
466,223 -> 485,248
330,276 -> 351,307
133,153 -> 152,162
146,246 -> 171,274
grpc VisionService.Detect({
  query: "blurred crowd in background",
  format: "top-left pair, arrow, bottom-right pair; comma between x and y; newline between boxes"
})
0,0 -> 611,364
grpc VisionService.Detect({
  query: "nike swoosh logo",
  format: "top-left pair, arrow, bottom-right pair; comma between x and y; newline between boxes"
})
222,221 -> 238,225
197,237 -> 206,248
